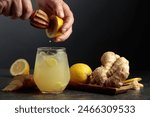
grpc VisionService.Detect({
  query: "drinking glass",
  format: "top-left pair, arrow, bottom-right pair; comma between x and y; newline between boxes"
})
33,47 -> 70,94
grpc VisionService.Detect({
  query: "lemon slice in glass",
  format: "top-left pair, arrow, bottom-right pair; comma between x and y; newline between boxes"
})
45,57 -> 57,67
46,15 -> 63,38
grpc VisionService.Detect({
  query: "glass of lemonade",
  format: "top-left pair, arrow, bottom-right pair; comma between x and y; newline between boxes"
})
33,47 -> 70,94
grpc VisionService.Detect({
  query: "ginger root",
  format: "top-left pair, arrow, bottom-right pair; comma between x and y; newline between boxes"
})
89,51 -> 130,88
2,75 -> 36,92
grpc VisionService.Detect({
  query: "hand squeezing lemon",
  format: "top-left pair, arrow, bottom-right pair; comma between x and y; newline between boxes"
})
46,15 -> 64,38
30,9 -> 63,39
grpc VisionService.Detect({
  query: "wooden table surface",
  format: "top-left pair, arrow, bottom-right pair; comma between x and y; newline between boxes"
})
0,69 -> 150,100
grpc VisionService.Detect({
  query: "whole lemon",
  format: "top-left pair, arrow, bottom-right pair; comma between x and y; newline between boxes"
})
70,63 -> 92,84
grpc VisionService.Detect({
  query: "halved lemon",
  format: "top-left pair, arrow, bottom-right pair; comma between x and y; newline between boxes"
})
46,15 -> 63,38
10,59 -> 30,76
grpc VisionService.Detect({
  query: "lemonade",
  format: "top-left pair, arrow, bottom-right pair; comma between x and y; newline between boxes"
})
33,47 -> 70,93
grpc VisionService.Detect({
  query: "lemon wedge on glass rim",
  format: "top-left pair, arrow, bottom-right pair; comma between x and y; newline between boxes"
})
46,15 -> 63,38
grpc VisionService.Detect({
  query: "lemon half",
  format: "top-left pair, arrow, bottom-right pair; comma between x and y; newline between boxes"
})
46,15 -> 63,38
10,59 -> 30,76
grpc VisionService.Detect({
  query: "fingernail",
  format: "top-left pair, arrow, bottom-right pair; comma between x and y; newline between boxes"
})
61,28 -> 67,33
58,12 -> 64,18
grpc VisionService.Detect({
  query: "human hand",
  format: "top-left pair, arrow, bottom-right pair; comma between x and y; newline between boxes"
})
36,0 -> 74,42
0,0 -> 33,19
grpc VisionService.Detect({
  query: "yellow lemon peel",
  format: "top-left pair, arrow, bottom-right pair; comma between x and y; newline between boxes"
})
46,15 -> 63,38
10,59 -> 30,76
70,63 -> 92,84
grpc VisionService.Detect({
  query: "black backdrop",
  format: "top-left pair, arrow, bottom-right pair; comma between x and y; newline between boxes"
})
0,0 -> 149,71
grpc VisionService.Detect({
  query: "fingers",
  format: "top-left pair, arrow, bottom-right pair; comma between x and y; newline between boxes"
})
11,0 -> 22,19
46,0 -> 64,18
0,0 -> 33,19
54,27 -> 72,42
55,6 -> 64,18
48,1 -> 74,42
0,1 -> 4,14
54,2 -> 74,42
21,0 -> 33,19
60,2 -> 74,34
2,0 -> 12,16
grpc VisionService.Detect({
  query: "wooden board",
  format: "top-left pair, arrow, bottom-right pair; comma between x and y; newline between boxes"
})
67,83 -> 133,95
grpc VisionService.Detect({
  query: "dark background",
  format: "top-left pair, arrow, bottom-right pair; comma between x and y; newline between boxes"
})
0,0 -> 149,71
